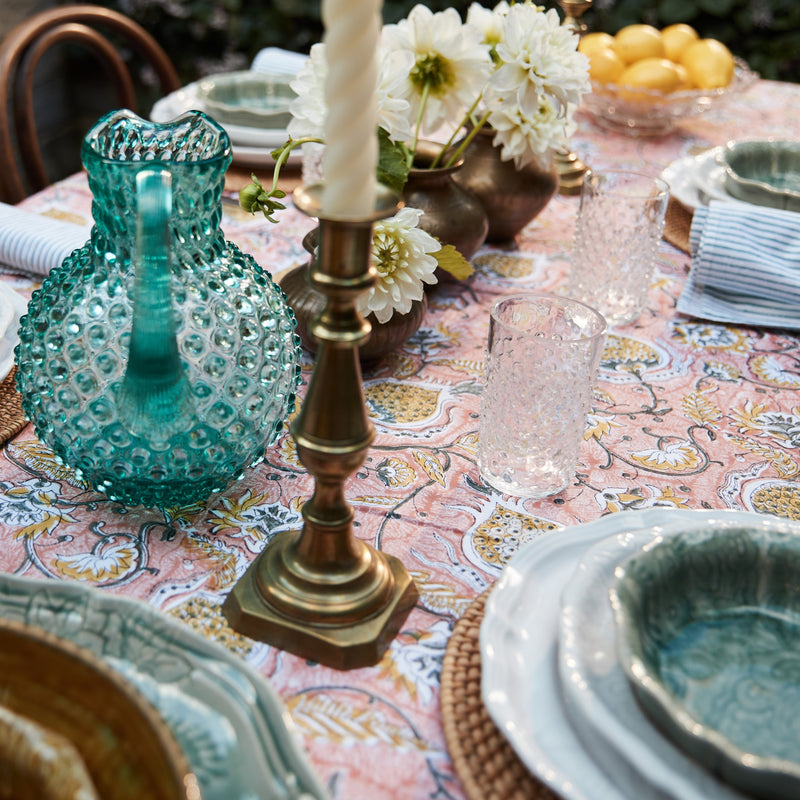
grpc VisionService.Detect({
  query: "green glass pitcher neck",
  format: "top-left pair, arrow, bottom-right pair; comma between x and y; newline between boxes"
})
82,109 -> 231,260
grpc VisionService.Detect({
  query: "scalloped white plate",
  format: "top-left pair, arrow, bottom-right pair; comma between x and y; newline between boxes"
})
557,513 -> 779,799
480,508 -> 776,800
661,147 -> 732,210
0,573 -> 329,800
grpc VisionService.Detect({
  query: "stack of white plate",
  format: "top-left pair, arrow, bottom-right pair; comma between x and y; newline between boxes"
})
151,79 -> 300,167
151,50 -> 308,168
660,148 -> 737,211
0,572 -> 329,800
479,508 -> 794,800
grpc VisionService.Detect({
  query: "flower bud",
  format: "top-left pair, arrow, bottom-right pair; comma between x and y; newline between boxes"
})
239,183 -> 263,213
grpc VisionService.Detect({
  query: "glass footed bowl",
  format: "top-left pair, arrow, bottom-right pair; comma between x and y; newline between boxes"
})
582,58 -> 757,137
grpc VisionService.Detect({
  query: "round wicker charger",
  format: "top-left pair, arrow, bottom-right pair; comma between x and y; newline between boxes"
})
664,197 -> 693,255
0,367 -> 27,447
441,589 -> 558,800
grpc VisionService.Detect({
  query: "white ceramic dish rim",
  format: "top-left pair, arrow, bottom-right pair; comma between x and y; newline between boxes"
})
0,283 -> 28,382
611,518 -> 800,794
0,572 -> 330,800
480,508 -> 782,800
151,81 -> 302,165
558,515 -> 764,800
481,507 -> 696,800
661,147 -> 732,210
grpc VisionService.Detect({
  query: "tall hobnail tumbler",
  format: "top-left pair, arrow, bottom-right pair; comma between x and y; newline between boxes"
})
477,294 -> 607,499
567,170 -> 669,326
15,109 -> 301,509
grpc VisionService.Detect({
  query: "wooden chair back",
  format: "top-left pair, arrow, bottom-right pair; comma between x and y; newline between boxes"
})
0,4 -> 181,203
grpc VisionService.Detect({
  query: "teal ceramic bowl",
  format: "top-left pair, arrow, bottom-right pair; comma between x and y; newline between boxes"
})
720,139 -> 800,211
197,71 -> 295,129
610,520 -> 800,800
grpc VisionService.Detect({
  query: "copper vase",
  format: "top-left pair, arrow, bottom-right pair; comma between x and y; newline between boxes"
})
452,127 -> 559,242
402,141 -> 488,261
279,230 -> 427,368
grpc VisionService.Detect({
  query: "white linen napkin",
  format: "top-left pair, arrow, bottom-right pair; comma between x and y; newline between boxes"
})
0,203 -> 90,278
677,200 -> 800,329
250,47 -> 308,76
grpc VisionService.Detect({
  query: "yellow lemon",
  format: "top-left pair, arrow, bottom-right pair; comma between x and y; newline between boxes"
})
618,57 -> 684,97
578,32 -> 615,57
673,62 -> 693,90
661,23 -> 699,62
588,46 -> 626,84
612,24 -> 665,65
680,39 -> 735,89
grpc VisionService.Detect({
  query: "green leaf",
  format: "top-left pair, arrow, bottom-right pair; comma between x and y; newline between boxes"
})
377,128 -> 410,195
435,244 -> 473,280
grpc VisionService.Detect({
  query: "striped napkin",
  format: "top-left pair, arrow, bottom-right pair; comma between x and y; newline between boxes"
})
0,203 -> 90,278
677,200 -> 800,330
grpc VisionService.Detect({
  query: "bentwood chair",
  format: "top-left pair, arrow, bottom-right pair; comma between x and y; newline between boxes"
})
0,4 -> 181,204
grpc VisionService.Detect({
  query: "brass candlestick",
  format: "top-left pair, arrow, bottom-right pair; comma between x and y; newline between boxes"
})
558,0 -> 593,33
556,0 -> 593,195
223,183 -> 419,670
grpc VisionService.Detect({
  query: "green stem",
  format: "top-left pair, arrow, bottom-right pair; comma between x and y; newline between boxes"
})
442,109 -> 492,169
409,82 -> 431,169
270,136 -> 324,193
430,94 -> 484,169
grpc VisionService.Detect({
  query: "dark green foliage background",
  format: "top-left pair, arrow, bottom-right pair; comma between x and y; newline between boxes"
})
65,1 -> 797,87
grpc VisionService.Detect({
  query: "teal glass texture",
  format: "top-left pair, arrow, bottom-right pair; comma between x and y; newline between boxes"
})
15,109 -> 301,508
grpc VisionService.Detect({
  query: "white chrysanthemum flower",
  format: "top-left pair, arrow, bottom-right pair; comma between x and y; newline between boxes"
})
381,4 -> 493,136
375,47 -> 416,143
288,42 -> 326,139
358,207 -> 440,324
487,93 -> 569,169
490,5 -> 589,116
465,1 -> 510,50
287,42 -> 414,143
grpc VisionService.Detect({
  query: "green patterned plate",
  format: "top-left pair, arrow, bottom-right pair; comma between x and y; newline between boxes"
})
611,518 -> 800,800
0,573 -> 329,800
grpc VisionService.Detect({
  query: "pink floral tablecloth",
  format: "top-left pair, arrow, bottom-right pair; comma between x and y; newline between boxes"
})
2,79 -> 800,799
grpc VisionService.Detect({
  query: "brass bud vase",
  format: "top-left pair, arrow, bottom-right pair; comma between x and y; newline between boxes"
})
279,229 -> 427,368
402,141 -> 488,261
452,127 -> 560,243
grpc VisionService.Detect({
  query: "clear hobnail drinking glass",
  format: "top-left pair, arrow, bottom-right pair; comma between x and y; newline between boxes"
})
477,294 -> 607,499
567,170 -> 669,326
15,109 -> 301,508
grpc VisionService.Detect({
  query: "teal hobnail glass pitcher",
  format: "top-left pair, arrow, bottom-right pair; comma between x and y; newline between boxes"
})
15,109 -> 301,509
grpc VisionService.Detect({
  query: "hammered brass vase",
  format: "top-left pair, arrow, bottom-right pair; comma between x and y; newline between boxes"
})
402,141 -> 488,261
279,229 -> 427,367
453,127 -> 560,242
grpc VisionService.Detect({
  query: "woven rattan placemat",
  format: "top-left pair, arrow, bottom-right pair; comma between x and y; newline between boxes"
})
664,197 -> 693,255
0,367 -> 27,447
441,589 -> 559,800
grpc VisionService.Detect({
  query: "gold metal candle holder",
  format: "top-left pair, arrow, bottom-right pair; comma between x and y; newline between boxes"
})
556,0 -> 593,195
223,183 -> 419,670
558,0 -> 593,33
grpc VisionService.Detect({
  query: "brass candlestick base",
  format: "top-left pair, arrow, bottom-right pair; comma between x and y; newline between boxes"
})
555,147 -> 590,195
556,0 -> 593,195
223,183 -> 419,670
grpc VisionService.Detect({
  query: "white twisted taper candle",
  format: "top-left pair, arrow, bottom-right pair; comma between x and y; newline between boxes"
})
321,0 -> 381,217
